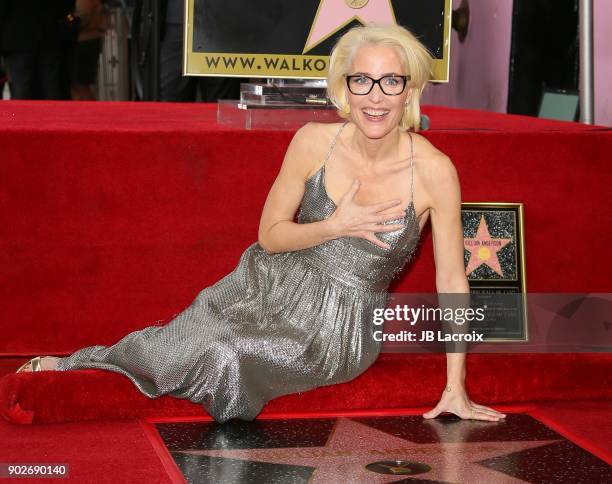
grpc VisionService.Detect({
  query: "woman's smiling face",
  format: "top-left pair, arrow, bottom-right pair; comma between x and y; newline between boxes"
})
346,44 -> 412,139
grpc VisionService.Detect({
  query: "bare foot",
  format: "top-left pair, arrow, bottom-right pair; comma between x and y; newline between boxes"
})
18,357 -> 59,372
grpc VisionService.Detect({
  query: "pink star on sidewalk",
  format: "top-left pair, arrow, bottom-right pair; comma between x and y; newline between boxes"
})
177,417 -> 559,482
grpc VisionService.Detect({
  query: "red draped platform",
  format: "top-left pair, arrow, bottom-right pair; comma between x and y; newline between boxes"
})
0,101 -> 610,425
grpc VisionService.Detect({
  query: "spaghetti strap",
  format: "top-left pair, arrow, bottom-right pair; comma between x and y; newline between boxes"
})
323,121 -> 348,166
407,132 -> 415,205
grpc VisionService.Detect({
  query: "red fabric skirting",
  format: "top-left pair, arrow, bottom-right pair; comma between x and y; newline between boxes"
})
1,353 -> 610,425
1,102 -> 610,355
1,102 -> 610,426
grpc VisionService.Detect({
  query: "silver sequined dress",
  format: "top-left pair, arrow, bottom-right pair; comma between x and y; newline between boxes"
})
56,122 -> 422,423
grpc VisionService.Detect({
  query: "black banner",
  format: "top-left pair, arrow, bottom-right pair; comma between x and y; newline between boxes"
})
184,0 -> 450,80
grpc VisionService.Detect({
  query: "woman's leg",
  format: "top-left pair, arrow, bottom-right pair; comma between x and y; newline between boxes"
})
54,296 -> 217,398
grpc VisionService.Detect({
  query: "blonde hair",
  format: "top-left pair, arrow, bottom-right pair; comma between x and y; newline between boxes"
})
327,24 -> 434,132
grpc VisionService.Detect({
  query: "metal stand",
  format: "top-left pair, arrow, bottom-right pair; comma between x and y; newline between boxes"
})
579,0 -> 594,124
96,6 -> 130,101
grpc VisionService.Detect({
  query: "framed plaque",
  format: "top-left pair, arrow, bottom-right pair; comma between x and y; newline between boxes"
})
461,202 -> 528,342
183,0 -> 452,81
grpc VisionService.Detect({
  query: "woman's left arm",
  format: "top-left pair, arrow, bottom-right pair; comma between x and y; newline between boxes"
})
421,153 -> 506,421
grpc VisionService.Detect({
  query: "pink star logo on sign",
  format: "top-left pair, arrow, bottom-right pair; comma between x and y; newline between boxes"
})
304,0 -> 397,53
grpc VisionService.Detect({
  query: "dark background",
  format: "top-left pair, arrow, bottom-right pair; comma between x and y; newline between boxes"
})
193,0 -> 446,58
508,0 -> 579,116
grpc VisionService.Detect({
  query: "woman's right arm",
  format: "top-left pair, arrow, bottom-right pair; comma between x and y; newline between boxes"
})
258,123 -> 406,254
257,123 -> 336,254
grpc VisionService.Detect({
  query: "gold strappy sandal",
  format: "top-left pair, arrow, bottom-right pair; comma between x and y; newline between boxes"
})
16,356 -> 57,373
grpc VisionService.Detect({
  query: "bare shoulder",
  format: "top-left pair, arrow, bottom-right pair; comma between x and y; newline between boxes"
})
293,122 -> 345,178
294,121 -> 344,147
409,133 -> 459,209
410,132 -> 457,182
281,123 -> 320,176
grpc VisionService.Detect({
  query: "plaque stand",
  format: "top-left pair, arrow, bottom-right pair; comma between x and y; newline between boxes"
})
217,79 -> 342,130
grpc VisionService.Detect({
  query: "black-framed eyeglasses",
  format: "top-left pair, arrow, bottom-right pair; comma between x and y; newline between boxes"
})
345,74 -> 410,96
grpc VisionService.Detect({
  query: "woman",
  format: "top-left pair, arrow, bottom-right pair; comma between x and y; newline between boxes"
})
17,24 -> 505,424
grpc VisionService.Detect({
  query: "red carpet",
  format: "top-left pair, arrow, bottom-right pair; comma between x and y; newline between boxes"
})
0,101 -> 610,428
0,417 -> 175,483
